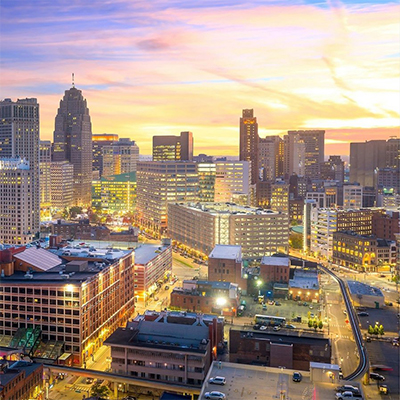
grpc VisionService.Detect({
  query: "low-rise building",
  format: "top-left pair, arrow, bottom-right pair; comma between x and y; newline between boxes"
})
289,269 -> 320,302
347,280 -> 385,309
229,328 -> 331,371
104,318 -> 212,387
134,242 -> 172,304
259,256 -> 290,284
0,360 -> 43,400
170,280 -> 239,315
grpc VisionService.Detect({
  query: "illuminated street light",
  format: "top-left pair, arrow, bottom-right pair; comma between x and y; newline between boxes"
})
216,297 -> 227,307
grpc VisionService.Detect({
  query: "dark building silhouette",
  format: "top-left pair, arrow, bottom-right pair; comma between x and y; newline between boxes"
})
153,131 -> 193,161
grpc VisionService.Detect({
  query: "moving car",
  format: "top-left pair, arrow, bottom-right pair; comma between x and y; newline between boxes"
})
273,326 -> 281,331
372,365 -> 393,372
209,376 -> 226,385
335,391 -> 362,399
204,391 -> 226,399
357,311 -> 369,316
292,372 -> 302,382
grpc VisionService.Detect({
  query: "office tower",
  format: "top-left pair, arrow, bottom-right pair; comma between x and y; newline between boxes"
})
53,85 -> 93,206
168,202 -> 289,258
270,181 -> 289,215
310,208 -> 338,259
239,109 -> 259,184
385,138 -> 400,169
286,130 -> 325,178
92,171 -> 137,213
0,98 -> 40,244
256,180 -> 272,208
258,135 -> 283,181
303,199 -> 317,252
102,138 -> 139,178
377,168 -> 400,194
39,140 -> 52,207
349,140 -> 386,187
152,131 -> 193,161
198,162 -> 216,202
321,155 -> 345,183
214,161 -> 250,203
136,161 -> 199,236
92,133 -> 118,176
50,161 -> 74,208
343,184 -> 363,209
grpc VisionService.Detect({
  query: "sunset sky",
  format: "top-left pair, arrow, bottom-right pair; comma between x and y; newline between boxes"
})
1,0 -> 399,156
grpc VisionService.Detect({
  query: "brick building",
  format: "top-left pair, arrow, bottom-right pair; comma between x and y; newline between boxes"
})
259,256 -> 290,285
372,211 -> 399,241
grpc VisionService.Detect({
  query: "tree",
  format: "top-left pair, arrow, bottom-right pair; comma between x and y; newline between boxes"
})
308,320 -> 313,328
90,383 -> 110,398
313,320 -> 318,331
368,325 -> 374,335
69,206 -> 82,218
318,320 -> 323,330
289,233 -> 303,250
378,324 -> 384,336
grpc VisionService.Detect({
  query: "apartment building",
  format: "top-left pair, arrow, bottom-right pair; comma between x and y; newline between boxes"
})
168,203 -> 289,259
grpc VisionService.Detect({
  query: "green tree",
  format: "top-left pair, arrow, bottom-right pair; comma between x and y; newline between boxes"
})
378,324 -> 384,336
308,320 -> 313,328
90,383 -> 110,398
368,325 -> 374,335
318,320 -> 323,330
61,207 -> 69,219
289,233 -> 303,250
373,325 -> 379,335
313,320 -> 318,331
69,206 -> 82,218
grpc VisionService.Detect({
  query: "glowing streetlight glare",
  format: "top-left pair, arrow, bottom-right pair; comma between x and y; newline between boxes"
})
216,297 -> 227,306
256,280 -> 262,287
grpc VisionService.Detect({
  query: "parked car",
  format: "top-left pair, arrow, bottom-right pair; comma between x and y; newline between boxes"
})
357,311 -> 369,316
275,301 -> 281,306
292,372 -> 302,382
392,339 -> 399,347
204,391 -> 226,399
164,285 -> 170,290
336,385 -> 360,394
285,324 -> 296,329
335,391 -> 362,399
85,377 -> 94,384
209,376 -> 226,385
253,324 -> 261,330
260,325 -> 268,331
262,304 -> 267,310
273,326 -> 281,331
370,373 -> 385,381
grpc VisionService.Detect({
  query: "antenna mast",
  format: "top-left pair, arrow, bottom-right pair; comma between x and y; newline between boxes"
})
72,73 -> 75,88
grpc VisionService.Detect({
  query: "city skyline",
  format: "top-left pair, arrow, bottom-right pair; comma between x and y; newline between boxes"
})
1,0 -> 399,156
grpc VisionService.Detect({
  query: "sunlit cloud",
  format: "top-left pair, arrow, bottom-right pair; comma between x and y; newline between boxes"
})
0,0 -> 399,155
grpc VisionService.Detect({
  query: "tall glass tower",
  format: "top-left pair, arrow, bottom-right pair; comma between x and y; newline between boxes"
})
53,85 -> 93,206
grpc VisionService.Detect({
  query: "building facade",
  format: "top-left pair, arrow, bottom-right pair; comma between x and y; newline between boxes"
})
136,162 -> 198,236
152,131 -> 193,161
53,86 -> 92,206
343,184 -> 363,210
239,109 -> 259,185
50,161 -> 74,209
39,140 -> 52,207
0,98 -> 40,244
92,133 -> 119,177
168,203 -> 289,259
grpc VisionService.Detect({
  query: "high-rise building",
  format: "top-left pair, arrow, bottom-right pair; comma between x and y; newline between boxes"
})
239,109 -> 259,184
343,184 -> 363,209
270,181 -> 289,215
92,133 -> 119,177
215,161 -> 250,203
102,138 -> 139,178
258,135 -> 283,181
286,130 -> 325,179
39,140 -> 52,207
50,161 -> 74,208
136,161 -> 198,236
349,140 -> 386,187
0,98 -> 40,244
321,155 -> 345,183
53,85 -> 92,206
198,162 -> 216,202
152,131 -> 193,161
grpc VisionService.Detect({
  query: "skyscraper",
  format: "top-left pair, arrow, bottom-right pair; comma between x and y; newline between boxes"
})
239,109 -> 258,184
286,130 -> 325,179
0,98 -> 40,244
152,131 -> 193,161
53,85 -> 92,205
92,133 -> 119,177
39,140 -> 52,207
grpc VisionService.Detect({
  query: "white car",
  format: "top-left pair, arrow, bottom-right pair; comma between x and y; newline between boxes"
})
209,376 -> 226,385
204,391 -> 226,399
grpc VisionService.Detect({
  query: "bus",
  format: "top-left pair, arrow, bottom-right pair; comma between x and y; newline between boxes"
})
255,315 -> 286,327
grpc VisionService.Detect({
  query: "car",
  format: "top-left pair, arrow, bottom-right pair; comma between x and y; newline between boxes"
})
204,391 -> 226,399
262,304 -> 267,310
85,377 -> 94,384
275,301 -> 281,306
285,324 -> 296,329
372,365 -> 393,372
209,376 -> 226,385
357,312 -> 369,316
164,285 -> 170,290
260,325 -> 268,331
335,391 -> 362,399
366,336 -> 371,342
253,324 -> 261,330
273,326 -> 281,331
336,385 -> 360,394
343,309 -> 347,315
392,339 -> 399,347
310,313 -> 315,318
303,302 -> 308,306
292,372 -> 302,382
309,305 -> 313,309
268,300 -> 275,305
369,373 -> 385,381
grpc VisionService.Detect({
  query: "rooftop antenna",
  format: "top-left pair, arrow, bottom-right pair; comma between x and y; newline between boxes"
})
72,73 -> 75,88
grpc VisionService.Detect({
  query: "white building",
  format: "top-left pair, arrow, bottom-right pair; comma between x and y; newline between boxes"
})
310,208 -> 338,259
50,161 -> 74,209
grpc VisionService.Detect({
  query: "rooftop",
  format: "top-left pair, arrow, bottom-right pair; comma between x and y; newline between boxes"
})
0,361 -> 42,387
134,244 -> 170,265
261,256 -> 289,267
209,245 -> 242,261
347,280 -> 384,297
13,247 -> 62,271
289,276 -> 319,290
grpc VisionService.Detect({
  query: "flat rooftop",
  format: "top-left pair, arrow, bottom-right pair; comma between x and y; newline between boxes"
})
289,277 -> 319,290
173,202 -> 281,216
347,280 -> 384,297
261,256 -> 289,267
134,244 -> 170,265
209,244 -> 242,260
199,361 -> 338,400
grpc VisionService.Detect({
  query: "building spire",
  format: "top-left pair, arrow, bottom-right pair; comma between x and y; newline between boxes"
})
72,73 -> 75,88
